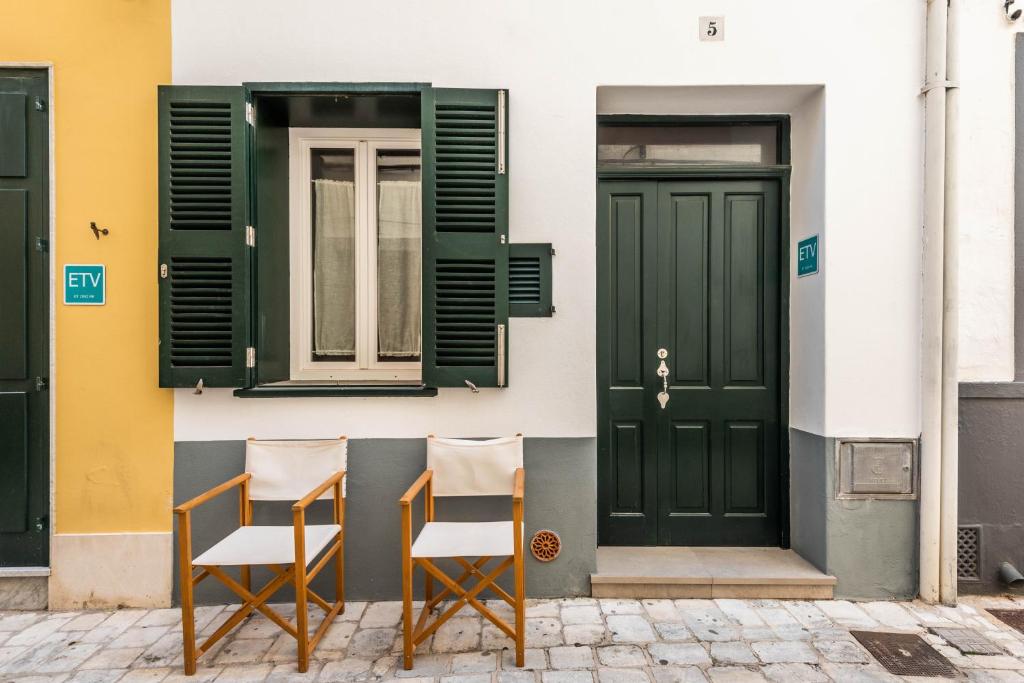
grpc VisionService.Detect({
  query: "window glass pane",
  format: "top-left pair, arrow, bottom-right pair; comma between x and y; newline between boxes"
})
597,124 -> 778,166
376,148 -> 422,363
312,148 -> 356,362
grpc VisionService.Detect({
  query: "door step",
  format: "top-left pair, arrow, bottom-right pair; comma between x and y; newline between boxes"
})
591,546 -> 836,599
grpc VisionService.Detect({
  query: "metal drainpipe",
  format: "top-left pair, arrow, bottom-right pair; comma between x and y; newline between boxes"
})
920,0 -> 948,605
939,0 -> 960,606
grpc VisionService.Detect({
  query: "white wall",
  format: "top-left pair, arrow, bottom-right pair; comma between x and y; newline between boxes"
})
957,9 -> 1020,382
172,0 -> 928,441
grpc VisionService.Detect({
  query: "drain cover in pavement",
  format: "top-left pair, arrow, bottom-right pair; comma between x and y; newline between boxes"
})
851,631 -> 959,678
929,626 -> 1003,655
989,609 -> 1024,634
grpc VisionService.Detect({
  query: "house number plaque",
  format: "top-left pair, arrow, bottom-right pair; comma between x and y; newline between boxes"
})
700,16 -> 724,42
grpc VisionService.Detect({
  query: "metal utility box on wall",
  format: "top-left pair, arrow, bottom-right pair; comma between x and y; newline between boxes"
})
835,439 -> 918,500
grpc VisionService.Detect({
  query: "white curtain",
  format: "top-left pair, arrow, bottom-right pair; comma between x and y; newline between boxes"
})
313,179 -> 355,356
377,180 -> 421,358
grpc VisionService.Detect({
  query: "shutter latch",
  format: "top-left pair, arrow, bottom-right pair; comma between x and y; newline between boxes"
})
245,225 -> 255,247
246,347 -> 256,368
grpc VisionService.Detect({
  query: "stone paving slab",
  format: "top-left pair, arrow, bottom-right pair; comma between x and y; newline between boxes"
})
3,597 -> 1024,681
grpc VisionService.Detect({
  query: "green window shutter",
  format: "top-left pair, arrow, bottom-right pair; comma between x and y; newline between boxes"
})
158,86 -> 251,388
421,88 -> 509,388
509,243 -> 553,317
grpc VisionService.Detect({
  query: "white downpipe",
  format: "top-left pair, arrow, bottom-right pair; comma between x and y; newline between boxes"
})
939,0 -> 960,606
920,0 -> 948,605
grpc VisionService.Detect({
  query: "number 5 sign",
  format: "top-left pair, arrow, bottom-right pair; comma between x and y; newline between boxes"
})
700,16 -> 724,42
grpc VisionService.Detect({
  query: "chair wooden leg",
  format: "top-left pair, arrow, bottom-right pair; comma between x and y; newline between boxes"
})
294,509 -> 310,674
177,512 -> 197,676
401,512 -> 414,669
402,559 -> 415,669
514,549 -> 525,667
241,566 -> 251,594
295,562 -> 309,672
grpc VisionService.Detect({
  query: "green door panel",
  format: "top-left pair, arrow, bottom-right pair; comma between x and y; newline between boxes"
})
0,93 -> 27,177
598,178 -> 783,547
0,189 -> 27,379
0,70 -> 49,566
0,393 -> 28,533
597,182 -> 658,545
158,85 -> 251,388
421,88 -> 509,388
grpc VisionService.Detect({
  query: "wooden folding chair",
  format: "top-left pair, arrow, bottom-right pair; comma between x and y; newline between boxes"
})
400,434 -> 526,670
174,437 -> 348,675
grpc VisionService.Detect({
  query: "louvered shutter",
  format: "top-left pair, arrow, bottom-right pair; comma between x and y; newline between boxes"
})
509,243 -> 553,318
158,86 -> 251,388
421,88 -> 509,388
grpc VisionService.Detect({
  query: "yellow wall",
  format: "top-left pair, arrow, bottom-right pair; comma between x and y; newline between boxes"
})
0,1 -> 173,533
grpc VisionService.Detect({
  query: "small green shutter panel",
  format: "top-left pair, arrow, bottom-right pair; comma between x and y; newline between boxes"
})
421,88 -> 509,388
509,243 -> 553,318
158,86 -> 251,388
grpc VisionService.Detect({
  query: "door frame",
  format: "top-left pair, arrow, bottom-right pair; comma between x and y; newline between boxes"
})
0,64 -> 54,570
595,114 -> 791,548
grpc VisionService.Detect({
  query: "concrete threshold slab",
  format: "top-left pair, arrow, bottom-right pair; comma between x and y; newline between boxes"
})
591,546 -> 836,599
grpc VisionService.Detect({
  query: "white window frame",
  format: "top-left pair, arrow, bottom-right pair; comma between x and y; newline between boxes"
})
288,127 -> 422,382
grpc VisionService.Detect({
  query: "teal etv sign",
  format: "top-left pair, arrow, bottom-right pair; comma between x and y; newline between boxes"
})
64,264 -> 106,305
797,235 -> 819,278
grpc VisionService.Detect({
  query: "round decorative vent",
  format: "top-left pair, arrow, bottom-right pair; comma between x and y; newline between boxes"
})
530,529 -> 562,562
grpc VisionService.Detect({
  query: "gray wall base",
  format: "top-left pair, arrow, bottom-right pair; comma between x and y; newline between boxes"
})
789,428 -> 919,600
959,390 -> 1024,595
173,438 -> 596,605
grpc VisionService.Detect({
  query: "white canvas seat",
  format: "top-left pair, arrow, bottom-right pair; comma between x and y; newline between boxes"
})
410,521 -> 520,558
194,524 -> 342,566
174,437 -> 348,676
400,434 -> 526,671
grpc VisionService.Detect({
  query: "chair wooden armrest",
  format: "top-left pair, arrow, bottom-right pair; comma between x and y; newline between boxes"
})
293,470 -> 346,511
174,472 -> 252,515
400,470 -> 433,507
513,468 -> 525,502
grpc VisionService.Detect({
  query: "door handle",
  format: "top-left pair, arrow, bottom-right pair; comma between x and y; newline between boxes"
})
656,348 -> 670,409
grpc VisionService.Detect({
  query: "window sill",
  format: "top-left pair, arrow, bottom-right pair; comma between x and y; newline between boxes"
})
233,385 -> 438,398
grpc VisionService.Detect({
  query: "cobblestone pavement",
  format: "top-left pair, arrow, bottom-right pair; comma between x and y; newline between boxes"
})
3,596 -> 1024,682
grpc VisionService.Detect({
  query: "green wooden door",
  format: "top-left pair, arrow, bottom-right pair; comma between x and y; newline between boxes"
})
598,179 -> 782,546
0,70 -> 49,567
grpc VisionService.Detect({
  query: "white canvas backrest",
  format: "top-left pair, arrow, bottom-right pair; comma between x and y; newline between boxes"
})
426,435 -> 523,497
245,438 -> 348,501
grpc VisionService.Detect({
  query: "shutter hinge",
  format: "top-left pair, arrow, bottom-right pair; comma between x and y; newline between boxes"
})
500,234 -> 506,244
246,347 -> 256,368
245,101 -> 255,126
159,263 -> 168,279
245,225 -> 255,247
497,90 -> 506,175
34,97 -> 46,112
35,237 -> 48,253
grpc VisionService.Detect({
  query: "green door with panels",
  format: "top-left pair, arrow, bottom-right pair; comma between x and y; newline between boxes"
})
597,179 -> 782,546
0,69 -> 49,567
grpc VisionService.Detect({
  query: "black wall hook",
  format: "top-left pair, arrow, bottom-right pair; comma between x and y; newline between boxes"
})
90,222 -> 109,240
